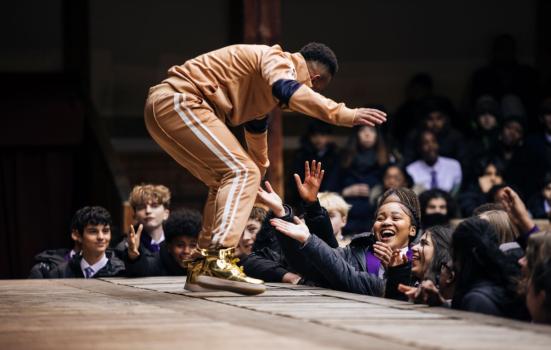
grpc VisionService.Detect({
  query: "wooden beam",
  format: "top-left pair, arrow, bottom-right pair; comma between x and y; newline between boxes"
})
242,0 -> 284,197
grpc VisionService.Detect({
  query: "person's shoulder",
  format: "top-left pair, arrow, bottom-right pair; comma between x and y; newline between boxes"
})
439,156 -> 461,167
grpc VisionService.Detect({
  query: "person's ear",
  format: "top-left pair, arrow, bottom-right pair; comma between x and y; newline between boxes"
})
310,74 -> 321,83
447,270 -> 456,284
342,215 -> 348,226
163,209 -> 170,221
71,230 -> 82,243
409,226 -> 417,238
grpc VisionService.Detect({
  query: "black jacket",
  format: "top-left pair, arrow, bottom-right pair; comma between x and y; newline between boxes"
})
48,251 -> 126,278
29,248 -> 72,279
298,233 -> 411,299
242,200 -> 338,283
124,242 -> 186,277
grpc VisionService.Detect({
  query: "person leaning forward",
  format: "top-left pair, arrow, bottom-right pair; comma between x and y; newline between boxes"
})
144,42 -> 387,295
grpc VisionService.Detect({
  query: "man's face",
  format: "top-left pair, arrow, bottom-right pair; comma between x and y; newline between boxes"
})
238,219 -> 262,256
134,201 -> 169,232
307,61 -> 332,92
501,121 -> 523,147
420,132 -> 439,164
426,198 -> 447,215
424,112 -> 446,134
328,210 -> 347,237
77,224 -> 111,256
168,235 -> 197,264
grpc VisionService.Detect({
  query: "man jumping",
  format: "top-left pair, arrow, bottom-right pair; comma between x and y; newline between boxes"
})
144,42 -> 386,294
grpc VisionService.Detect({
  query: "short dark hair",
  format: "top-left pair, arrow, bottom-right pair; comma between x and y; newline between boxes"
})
163,208 -> 202,243
300,42 -> 338,76
71,206 -> 112,235
419,189 -> 457,218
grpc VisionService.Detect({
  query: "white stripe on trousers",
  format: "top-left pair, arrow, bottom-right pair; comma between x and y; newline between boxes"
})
172,94 -> 249,244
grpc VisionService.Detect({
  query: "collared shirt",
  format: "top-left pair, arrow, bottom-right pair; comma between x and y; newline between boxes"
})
406,156 -> 462,193
140,232 -> 165,253
80,254 -> 109,278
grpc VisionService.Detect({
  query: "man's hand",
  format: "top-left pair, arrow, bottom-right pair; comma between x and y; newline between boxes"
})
270,216 -> 311,244
281,272 -> 302,285
294,160 -> 325,203
257,181 -> 286,217
127,224 -> 143,261
353,108 -> 387,127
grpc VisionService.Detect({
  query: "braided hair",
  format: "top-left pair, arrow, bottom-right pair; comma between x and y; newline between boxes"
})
378,187 -> 421,241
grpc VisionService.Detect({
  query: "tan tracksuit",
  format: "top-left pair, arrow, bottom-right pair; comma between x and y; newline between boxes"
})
144,44 -> 357,249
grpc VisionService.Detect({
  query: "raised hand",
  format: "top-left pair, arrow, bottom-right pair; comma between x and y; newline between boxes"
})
270,216 -> 311,244
127,224 -> 143,261
294,160 -> 325,203
257,181 -> 286,217
353,108 -> 387,127
499,186 -> 534,233
373,241 -> 393,268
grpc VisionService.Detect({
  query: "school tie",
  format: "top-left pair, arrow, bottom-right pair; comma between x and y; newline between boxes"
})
430,169 -> 438,189
84,266 -> 94,279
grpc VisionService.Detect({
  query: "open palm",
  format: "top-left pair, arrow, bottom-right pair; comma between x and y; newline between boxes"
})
294,160 -> 325,203
257,181 -> 285,217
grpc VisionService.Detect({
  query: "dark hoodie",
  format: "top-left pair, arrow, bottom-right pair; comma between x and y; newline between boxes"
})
29,248 -> 72,279
124,241 -> 187,277
47,251 -> 126,278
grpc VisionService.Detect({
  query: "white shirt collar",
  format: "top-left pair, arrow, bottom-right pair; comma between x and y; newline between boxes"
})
150,233 -> 165,245
80,253 -> 109,278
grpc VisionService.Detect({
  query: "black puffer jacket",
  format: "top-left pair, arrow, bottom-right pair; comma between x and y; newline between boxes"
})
297,233 -> 412,299
124,242 -> 186,277
29,248 -> 71,278
48,251 -> 126,278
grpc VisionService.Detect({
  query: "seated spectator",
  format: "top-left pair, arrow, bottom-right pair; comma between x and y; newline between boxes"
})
338,125 -> 392,234
318,192 -> 352,247
403,96 -> 465,163
458,157 -> 506,217
235,206 -> 267,258
48,206 -> 125,278
398,225 -> 453,306
450,217 -> 527,320
369,164 -> 417,206
489,116 -> 541,198
519,231 -> 551,323
115,184 -> 171,258
287,120 -> 340,208
478,209 -> 522,260
29,230 -> 82,279
419,189 -> 457,229
268,187 -> 420,300
526,260 -> 551,324
527,173 -> 551,219
526,98 -> 551,175
392,73 -> 434,143
125,208 -> 201,277
406,130 -> 462,196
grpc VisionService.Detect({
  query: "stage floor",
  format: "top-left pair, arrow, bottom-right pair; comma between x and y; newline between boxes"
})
1,277 -> 550,349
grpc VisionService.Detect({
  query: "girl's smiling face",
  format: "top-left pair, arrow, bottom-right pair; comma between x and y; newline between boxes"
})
372,202 -> 416,250
411,231 -> 435,280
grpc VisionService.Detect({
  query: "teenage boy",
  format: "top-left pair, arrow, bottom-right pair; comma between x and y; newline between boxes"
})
317,192 -> 352,247
115,184 -> 171,258
125,208 -> 201,277
48,206 -> 125,278
235,206 -> 267,258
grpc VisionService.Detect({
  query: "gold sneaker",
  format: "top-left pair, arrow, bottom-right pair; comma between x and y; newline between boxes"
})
194,247 -> 266,295
183,256 -> 216,292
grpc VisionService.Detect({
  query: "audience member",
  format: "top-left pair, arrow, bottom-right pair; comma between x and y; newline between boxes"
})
269,187 -> 420,300
403,96 -> 465,163
338,125 -> 391,234
48,206 -> 125,278
287,120 -> 340,208
235,206 -> 267,258
527,173 -> 551,220
458,157 -> 506,217
29,227 -> 82,278
406,130 -> 462,196
419,189 -> 457,229
115,184 -> 171,258
369,164 -> 416,206
318,192 -> 352,247
125,208 -> 201,277
478,209 -> 522,261
450,217 -> 527,320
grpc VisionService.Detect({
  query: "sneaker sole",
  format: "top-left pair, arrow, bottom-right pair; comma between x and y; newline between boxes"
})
184,280 -> 217,293
195,275 -> 266,295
